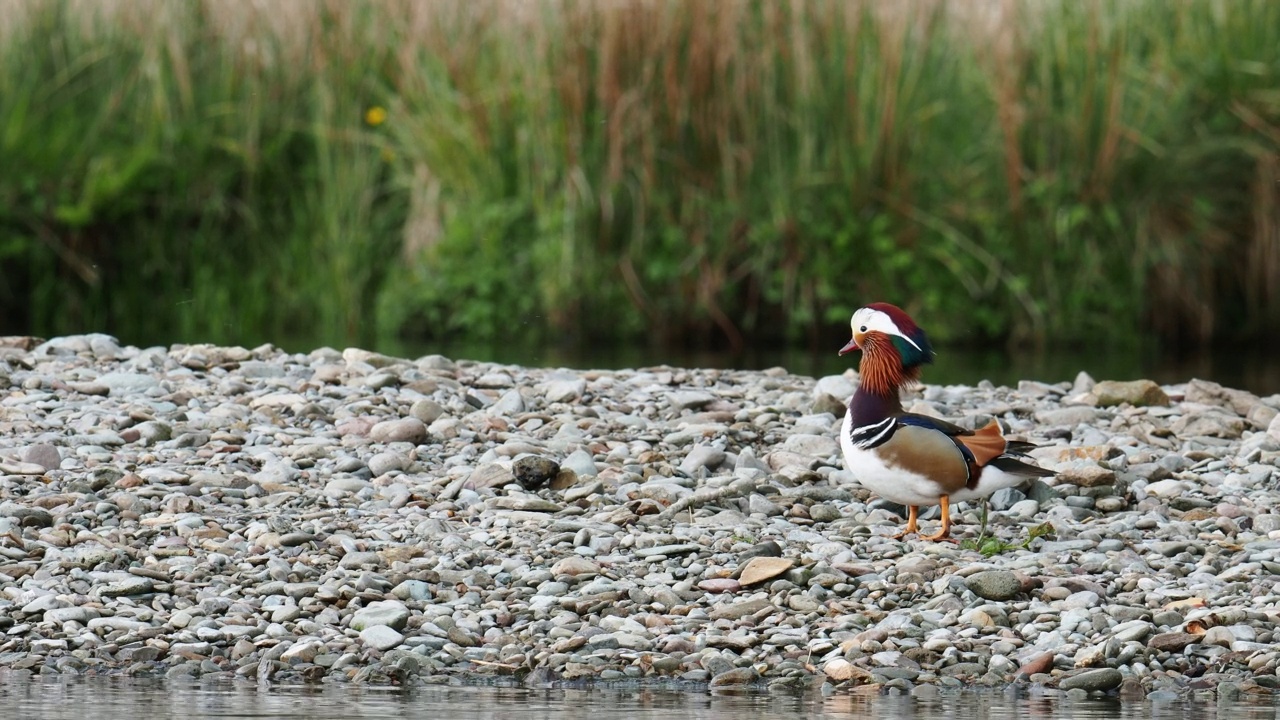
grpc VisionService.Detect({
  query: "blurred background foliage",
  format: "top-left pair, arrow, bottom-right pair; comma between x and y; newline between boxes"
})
2,0 -> 1279,365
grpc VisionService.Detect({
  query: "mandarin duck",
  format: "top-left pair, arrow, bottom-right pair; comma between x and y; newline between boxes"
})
838,303 -> 1053,540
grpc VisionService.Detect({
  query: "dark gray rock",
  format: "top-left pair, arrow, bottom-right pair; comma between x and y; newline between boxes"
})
989,487 -> 1027,511
737,541 -> 783,562
1060,668 -> 1123,692
513,456 -> 560,490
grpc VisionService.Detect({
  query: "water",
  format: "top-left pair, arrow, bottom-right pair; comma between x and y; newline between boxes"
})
368,338 -> 1280,396
3,679 -> 1278,720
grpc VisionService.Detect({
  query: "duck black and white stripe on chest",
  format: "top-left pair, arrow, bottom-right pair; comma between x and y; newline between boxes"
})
847,417 -> 896,449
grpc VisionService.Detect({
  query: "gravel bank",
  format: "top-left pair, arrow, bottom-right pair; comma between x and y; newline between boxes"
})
1,334 -> 1279,703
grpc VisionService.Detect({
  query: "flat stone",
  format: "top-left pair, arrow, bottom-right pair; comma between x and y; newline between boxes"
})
738,556 -> 794,586
47,607 -> 91,624
351,600 -> 410,631
369,418 -> 428,444
1092,380 -> 1169,407
1016,652 -> 1055,677
1060,668 -> 1123,692
544,378 -> 586,404
1058,464 -> 1116,488
489,496 -> 562,512
823,658 -> 863,682
21,595 -> 67,614
670,391 -> 717,411
1035,406 -> 1099,426
709,667 -> 758,686
634,543 -> 702,558
782,434 -> 839,458
367,451 -> 407,477
698,578 -> 741,593
359,625 -> 405,651
492,390 -> 525,415
467,464 -> 516,490
324,476 -> 370,497
0,462 -> 47,476
391,580 -> 434,602
1171,412 -> 1244,439
709,597 -> 772,621
338,552 -> 382,571
410,399 -> 446,424
22,444 -> 62,471
561,450 -> 598,477
343,348 -> 406,369
280,640 -> 324,663
680,445 -> 726,474
97,577 -> 154,597
561,478 -> 600,500
1144,479 -> 1189,498
551,556 -> 599,577
1030,445 -> 1119,463
1147,632 -> 1198,653
87,617 -> 150,633
95,372 -> 161,396
1185,378 -> 1262,417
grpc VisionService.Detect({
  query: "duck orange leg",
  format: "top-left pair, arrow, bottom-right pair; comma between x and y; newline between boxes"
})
919,496 -> 953,541
891,505 -> 920,539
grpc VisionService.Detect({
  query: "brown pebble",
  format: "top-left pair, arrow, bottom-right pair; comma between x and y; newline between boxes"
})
697,578 -> 742,594
709,667 -> 757,687
1119,677 -> 1147,701
1147,632 -> 1199,653
1016,652 -> 1056,677
737,556 -> 794,586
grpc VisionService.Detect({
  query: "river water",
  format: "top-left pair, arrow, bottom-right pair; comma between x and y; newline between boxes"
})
4,679 -> 1278,720
370,340 -> 1280,397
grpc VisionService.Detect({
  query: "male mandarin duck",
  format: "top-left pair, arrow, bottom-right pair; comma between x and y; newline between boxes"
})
838,302 -> 1053,541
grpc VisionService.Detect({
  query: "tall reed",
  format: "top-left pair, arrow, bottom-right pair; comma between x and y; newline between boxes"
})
2,0 -> 1277,352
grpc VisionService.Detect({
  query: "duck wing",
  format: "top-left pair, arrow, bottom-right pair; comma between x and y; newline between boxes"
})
898,416 -> 1055,488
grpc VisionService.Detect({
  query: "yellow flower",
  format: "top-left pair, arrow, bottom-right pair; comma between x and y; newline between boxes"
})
364,106 -> 387,127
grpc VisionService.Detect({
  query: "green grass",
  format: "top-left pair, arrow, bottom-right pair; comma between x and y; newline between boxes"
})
2,1 -> 1278,352
959,500 -> 1055,557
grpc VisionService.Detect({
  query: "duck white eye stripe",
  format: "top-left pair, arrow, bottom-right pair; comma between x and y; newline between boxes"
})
853,308 -> 920,351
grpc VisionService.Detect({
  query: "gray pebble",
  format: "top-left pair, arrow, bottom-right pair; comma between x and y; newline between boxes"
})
966,571 -> 1022,601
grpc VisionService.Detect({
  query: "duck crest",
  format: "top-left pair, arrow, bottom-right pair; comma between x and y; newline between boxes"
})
865,302 -> 934,369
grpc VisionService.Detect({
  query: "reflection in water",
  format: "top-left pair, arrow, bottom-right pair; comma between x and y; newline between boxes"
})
1,680 -> 1277,720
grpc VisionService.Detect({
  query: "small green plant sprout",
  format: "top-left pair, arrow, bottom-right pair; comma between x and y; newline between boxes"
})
961,499 -> 1054,557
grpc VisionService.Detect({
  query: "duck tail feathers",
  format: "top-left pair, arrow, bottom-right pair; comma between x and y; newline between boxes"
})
989,454 -> 1055,478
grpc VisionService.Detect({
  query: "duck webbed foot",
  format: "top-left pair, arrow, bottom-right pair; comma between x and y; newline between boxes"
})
917,495 -> 954,542
891,505 -> 920,539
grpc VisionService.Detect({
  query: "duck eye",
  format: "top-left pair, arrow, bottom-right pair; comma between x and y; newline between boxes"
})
859,325 -> 867,332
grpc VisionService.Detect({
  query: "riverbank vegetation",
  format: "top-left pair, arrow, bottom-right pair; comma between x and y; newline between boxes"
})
2,0 -> 1278,353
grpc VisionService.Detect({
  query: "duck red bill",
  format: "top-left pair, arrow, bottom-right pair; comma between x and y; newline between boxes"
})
839,338 -> 860,355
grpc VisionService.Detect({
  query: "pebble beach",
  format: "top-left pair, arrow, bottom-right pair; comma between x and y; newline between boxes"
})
2,333 -> 1280,703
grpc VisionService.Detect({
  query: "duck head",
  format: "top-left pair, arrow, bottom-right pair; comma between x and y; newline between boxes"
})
839,302 -> 935,392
